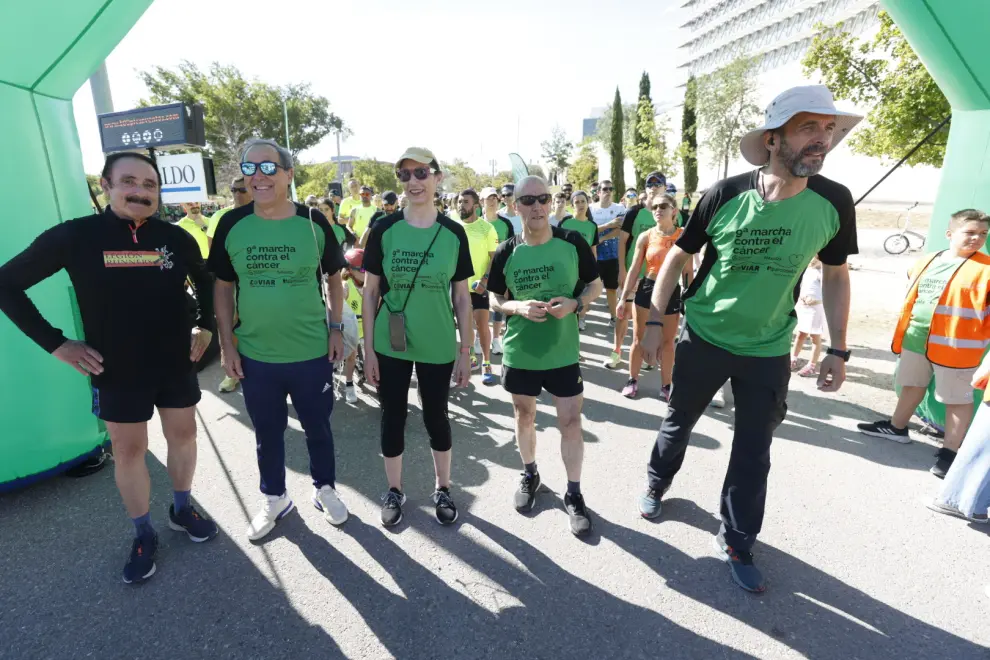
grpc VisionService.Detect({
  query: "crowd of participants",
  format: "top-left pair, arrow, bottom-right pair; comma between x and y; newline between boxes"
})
3,84 -> 990,596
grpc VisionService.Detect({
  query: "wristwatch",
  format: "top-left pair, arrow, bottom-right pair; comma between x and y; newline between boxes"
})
826,347 -> 851,362
574,298 -> 584,315
328,322 -> 344,332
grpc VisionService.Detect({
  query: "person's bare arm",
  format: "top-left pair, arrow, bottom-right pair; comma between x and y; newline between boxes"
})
619,233 -> 649,302
818,262 -> 851,392
215,279 -> 242,378
649,246 -> 692,322
451,279 -> 473,387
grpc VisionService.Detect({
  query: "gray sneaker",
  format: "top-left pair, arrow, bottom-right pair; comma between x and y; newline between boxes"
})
712,535 -> 766,593
514,472 -> 541,512
639,487 -> 664,519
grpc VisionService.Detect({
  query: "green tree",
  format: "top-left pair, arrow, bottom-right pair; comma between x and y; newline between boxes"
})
696,56 -> 761,178
567,138 -> 599,191
802,10 -> 950,167
527,163 -> 547,180
609,87 -> 626,192
85,174 -> 109,210
540,125 -> 573,185
492,170 -> 514,189
595,102 -> 637,161
628,100 -> 677,186
442,159 -> 488,192
632,72 -> 652,189
351,160 -> 401,195
680,75 -> 699,193
295,161 -> 338,200
138,61 -> 345,188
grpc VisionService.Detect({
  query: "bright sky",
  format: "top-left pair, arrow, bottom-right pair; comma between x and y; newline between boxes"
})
74,0 -> 684,175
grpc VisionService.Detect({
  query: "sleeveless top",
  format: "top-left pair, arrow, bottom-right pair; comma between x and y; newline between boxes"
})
645,226 -> 682,279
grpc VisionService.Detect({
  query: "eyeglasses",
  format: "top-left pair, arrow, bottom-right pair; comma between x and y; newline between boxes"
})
230,186 -> 248,194
625,193 -> 637,198
517,194 -> 552,206
360,192 -> 372,197
395,167 -> 436,182
651,202 -> 674,212
645,179 -> 664,188
600,186 -> 614,192
240,161 -> 285,176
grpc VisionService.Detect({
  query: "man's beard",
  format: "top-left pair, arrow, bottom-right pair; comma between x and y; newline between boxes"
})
779,137 -> 826,178
459,208 -> 473,220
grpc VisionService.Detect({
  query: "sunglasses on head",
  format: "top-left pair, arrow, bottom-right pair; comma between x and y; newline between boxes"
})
517,193 -> 552,206
651,202 -> 673,212
645,179 -> 664,188
395,167 -> 436,182
240,161 -> 285,176
600,186 -> 614,192
230,186 -> 248,194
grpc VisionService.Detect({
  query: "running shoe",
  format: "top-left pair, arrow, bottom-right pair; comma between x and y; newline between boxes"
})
473,335 -> 482,355
433,487 -> 458,525
660,384 -> 672,402
168,503 -> 218,542
621,378 -> 638,398
380,488 -> 406,528
482,363 -> 496,386
642,362 -> 654,371
218,376 -> 240,393
709,389 -> 726,409
930,447 -> 956,479
514,472 -> 541,512
857,420 -> 910,444
604,351 -> 621,369
345,383 -> 357,404
122,532 -> 158,585
491,337 -> 503,355
639,487 -> 664,519
925,499 -> 988,523
564,492 -> 592,536
313,485 -> 349,525
609,316 -> 616,327
470,353 -> 480,371
712,535 -> 766,593
246,493 -> 295,541
578,318 -> 587,332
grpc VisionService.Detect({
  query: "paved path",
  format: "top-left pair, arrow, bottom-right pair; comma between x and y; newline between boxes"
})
2,269 -> 988,659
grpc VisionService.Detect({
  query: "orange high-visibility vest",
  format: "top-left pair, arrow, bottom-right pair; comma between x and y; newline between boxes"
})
892,250 -> 990,368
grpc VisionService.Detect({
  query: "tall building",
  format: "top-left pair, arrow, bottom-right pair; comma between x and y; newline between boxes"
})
674,0 -> 939,204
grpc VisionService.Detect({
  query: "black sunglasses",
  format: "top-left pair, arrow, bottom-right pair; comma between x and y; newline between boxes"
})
645,180 -> 664,188
517,193 -> 552,206
396,167 -> 436,182
651,202 -> 674,212
600,186 -> 614,192
230,186 -> 248,194
240,161 -> 285,176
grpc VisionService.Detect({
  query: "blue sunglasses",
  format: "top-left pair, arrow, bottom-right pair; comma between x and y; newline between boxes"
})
240,161 -> 285,176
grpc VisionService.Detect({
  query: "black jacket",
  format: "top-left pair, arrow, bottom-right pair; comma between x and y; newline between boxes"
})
0,208 -> 214,385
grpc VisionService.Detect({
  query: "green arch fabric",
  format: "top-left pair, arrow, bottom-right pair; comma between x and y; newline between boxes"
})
0,0 -> 153,490
880,1 -> 990,428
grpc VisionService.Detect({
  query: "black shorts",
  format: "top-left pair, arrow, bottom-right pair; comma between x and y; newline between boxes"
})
91,369 -> 201,424
470,292 -> 490,311
502,363 -> 584,398
634,278 -> 682,315
598,259 -> 619,290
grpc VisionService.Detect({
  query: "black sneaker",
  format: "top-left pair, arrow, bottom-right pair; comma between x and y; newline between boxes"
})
168,503 -> 218,542
712,536 -> 765,593
514,472 -> 541,512
122,532 -> 158,585
564,492 -> 592,536
931,447 -> 957,479
433,487 -> 458,525
380,488 -> 406,528
857,420 -> 910,444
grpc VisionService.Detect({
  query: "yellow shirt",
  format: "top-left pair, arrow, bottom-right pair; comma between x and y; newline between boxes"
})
345,279 -> 364,339
458,218 -> 498,287
351,205 -> 377,237
206,206 -> 233,239
177,216 -> 210,258
339,196 -> 361,223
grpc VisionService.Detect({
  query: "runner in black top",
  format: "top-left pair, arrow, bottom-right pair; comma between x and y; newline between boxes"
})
0,152 -> 218,585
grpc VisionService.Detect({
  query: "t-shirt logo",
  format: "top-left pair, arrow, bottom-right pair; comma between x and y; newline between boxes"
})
103,247 -> 173,270
788,253 -> 804,267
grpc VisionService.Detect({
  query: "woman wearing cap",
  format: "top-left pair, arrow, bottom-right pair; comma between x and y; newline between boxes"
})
362,147 -> 474,528
616,193 -> 689,400
558,191 -> 599,330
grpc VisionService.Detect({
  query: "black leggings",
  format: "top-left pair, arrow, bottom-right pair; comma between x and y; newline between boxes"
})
376,352 -> 454,458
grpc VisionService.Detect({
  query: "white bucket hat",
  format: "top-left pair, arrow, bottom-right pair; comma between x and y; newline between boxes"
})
739,85 -> 863,166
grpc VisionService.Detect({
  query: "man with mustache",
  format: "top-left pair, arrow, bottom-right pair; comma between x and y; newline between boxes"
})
638,86 -> 861,593
0,152 -> 217,584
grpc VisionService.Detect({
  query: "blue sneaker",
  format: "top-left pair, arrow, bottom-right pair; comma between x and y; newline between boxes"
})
122,532 -> 158,585
712,535 -> 766,593
482,362 -> 496,386
639,486 -> 664,519
168,503 -> 218,543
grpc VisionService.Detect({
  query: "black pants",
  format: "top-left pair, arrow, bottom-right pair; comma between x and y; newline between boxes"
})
376,352 -> 455,458
647,324 -> 789,552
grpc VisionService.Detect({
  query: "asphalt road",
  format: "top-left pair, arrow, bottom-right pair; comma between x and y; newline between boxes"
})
2,265 -> 988,659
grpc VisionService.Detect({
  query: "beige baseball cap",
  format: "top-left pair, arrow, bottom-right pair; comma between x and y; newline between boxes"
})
395,147 -> 440,170
479,186 -> 499,199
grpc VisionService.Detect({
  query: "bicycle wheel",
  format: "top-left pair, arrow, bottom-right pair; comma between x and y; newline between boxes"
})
884,234 -> 909,255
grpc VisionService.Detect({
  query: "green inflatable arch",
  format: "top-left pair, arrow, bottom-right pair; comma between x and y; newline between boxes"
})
0,1 -> 153,490
881,0 -> 990,429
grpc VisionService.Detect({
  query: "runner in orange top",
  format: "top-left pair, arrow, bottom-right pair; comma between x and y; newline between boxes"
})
617,193 -> 693,400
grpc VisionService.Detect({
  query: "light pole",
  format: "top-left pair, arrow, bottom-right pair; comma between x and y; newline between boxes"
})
281,93 -> 297,201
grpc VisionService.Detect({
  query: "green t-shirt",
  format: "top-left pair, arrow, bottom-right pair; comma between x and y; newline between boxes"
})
351,205 -> 376,237
458,218 -> 498,287
487,214 -> 514,243
487,226 -> 600,370
364,212 -> 474,364
679,170 -> 857,357
902,253 -> 966,354
208,203 -> 346,363
622,206 -> 656,276
558,217 -> 600,250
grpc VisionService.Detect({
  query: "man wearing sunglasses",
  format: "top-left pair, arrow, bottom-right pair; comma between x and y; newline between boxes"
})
590,179 -> 626,364
499,183 -> 523,235
0,152 -> 218,584
361,190 -> 399,247
488,176 -> 602,537
210,138 -> 350,541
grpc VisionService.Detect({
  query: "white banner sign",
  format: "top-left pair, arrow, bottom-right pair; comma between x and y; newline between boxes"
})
157,153 -> 208,203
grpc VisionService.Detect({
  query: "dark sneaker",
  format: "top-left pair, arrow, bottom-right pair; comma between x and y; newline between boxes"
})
122,532 -> 158,585
857,420 -> 910,444
432,487 -> 458,525
564,492 -> 592,536
514,472 -> 541,512
639,486 -> 665,519
380,488 -> 406,528
659,384 -> 672,403
168,504 -> 218,543
712,535 -> 765,593
930,447 -> 957,479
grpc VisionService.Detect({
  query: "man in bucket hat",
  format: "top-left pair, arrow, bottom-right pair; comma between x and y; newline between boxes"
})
638,85 -> 861,592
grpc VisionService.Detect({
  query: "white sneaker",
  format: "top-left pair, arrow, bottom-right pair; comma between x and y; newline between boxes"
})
247,493 -> 294,541
218,376 -> 240,393
473,336 -> 482,354
345,384 -> 357,404
492,337 -> 503,355
603,351 -> 621,369
578,319 -> 587,331
313,485 -> 349,525
709,389 -> 726,409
